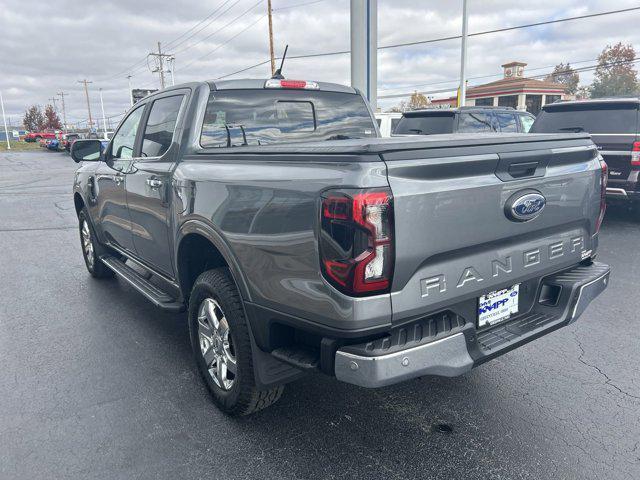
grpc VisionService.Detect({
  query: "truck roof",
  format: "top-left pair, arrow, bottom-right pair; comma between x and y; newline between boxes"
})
403,106 -> 517,116
208,78 -> 358,94
543,97 -> 640,109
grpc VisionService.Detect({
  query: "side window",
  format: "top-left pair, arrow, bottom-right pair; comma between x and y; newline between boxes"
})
458,112 -> 495,133
495,113 -> 518,132
141,95 -> 185,158
391,118 -> 400,134
518,114 -> 535,133
111,106 -> 144,159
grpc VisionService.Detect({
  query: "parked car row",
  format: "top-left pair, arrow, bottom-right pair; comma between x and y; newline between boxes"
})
531,98 -> 640,206
27,131 -> 112,153
376,106 -> 535,137
378,99 -> 639,207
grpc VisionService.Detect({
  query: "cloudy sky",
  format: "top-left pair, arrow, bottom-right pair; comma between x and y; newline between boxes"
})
1,0 -> 639,128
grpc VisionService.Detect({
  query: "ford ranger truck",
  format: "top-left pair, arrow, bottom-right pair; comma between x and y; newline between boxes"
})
70,78 -> 610,415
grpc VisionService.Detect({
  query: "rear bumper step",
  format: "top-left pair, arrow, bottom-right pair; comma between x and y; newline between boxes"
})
100,255 -> 185,312
334,262 -> 610,388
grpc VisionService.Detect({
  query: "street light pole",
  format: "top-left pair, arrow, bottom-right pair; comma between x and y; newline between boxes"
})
99,88 -> 108,140
0,91 -> 11,150
458,0 -> 469,107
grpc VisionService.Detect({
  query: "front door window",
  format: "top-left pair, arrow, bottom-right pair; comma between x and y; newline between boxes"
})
111,106 -> 144,159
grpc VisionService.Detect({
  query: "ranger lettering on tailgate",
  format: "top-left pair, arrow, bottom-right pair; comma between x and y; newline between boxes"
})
421,236 -> 585,297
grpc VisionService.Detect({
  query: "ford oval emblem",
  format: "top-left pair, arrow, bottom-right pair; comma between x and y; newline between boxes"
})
505,190 -> 546,222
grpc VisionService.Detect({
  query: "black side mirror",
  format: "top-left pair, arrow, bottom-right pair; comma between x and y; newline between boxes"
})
71,139 -> 103,163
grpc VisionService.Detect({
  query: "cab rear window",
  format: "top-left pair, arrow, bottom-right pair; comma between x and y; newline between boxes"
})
200,89 -> 376,147
394,113 -> 455,135
531,104 -> 639,134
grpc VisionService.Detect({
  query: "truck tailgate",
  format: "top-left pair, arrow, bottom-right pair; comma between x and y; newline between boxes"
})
382,135 -> 602,323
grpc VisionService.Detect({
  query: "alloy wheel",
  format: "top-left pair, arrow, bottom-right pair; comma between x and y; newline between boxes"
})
197,298 -> 237,390
81,219 -> 95,269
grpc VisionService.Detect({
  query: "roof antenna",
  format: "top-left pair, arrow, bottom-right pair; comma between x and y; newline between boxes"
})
271,45 -> 288,79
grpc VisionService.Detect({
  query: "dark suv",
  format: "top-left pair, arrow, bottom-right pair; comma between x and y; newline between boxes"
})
394,106 -> 536,136
531,98 -> 640,203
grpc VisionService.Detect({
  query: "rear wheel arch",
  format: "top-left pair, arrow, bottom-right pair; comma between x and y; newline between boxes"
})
176,221 -> 251,303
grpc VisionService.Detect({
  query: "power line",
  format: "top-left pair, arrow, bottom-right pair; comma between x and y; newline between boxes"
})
172,0 -> 263,59
163,0 -> 235,50
378,57 -> 640,100
178,15 -> 267,72
380,6 -> 640,51
220,5 -> 640,80
273,0 -> 326,11
378,58 -> 599,94
99,0 -> 238,81
216,59 -> 272,79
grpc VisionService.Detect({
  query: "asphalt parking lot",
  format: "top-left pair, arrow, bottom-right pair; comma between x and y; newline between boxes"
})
0,150 -> 638,480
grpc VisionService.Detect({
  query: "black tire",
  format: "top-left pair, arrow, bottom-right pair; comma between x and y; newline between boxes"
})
188,268 -> 283,416
78,208 -> 113,279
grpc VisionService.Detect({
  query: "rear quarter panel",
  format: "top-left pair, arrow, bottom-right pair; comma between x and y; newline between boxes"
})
173,154 -> 392,331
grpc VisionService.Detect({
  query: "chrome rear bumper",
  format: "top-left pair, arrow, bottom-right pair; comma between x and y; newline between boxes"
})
335,262 -> 610,388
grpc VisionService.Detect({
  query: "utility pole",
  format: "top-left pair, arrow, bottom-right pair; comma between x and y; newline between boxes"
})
148,42 -> 173,89
458,0 -> 469,107
78,79 -> 94,130
267,0 -> 276,75
57,91 -> 68,133
0,91 -> 10,150
126,75 -> 134,106
99,88 -> 108,140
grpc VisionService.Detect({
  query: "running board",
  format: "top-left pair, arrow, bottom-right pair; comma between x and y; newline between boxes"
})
100,255 -> 185,312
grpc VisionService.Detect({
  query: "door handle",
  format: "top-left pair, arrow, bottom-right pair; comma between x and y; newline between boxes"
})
146,178 -> 163,189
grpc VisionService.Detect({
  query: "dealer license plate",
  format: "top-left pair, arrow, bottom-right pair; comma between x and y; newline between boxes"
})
478,284 -> 520,328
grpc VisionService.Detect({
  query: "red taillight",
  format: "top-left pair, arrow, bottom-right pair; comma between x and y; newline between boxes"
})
631,141 -> 640,166
596,157 -> 607,233
320,189 -> 394,296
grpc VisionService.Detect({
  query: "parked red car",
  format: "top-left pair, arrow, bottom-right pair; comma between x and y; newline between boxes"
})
24,132 -> 57,142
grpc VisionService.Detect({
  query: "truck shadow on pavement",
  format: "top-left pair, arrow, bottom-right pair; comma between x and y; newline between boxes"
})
87,268 -> 629,480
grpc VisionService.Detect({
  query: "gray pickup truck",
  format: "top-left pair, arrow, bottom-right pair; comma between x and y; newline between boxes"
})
71,78 -> 610,415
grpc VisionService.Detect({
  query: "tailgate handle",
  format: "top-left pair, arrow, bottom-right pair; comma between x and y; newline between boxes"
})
495,150 -> 550,182
508,161 -> 539,178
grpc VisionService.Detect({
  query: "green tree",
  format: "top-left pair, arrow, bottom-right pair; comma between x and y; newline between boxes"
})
590,43 -> 638,98
43,104 -> 62,130
575,85 -> 591,100
394,91 -> 430,112
545,63 -> 579,94
22,105 -> 45,131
